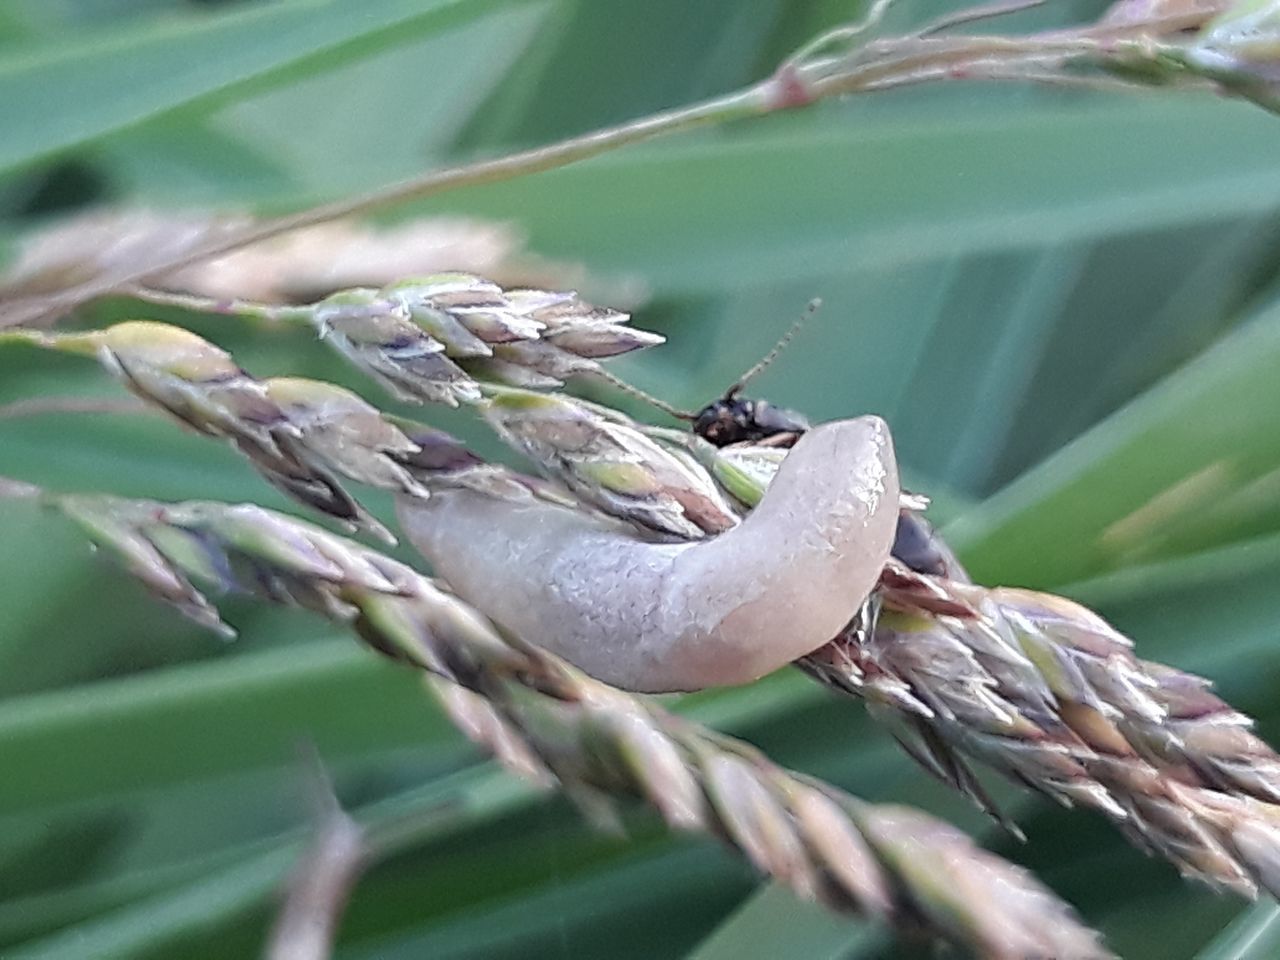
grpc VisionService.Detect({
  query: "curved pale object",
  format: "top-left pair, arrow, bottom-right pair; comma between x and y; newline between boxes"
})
398,417 -> 899,693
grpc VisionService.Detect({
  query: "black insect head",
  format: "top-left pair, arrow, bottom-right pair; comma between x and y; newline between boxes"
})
687,299 -> 819,447
691,392 -> 810,447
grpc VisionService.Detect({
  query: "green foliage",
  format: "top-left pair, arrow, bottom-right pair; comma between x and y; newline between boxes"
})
3,0 -> 1280,957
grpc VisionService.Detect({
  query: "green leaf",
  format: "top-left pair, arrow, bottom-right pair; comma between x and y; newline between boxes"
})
949,300 -> 1280,587
405,93 -> 1280,496
1194,903 -> 1280,960
9,2 -> 1280,957
0,639 -> 444,814
685,884 -> 883,960
0,0 -> 538,177
3,767 -> 529,960
409,96 -> 1280,295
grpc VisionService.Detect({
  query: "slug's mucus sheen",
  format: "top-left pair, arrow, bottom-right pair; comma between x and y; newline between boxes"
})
400,417 -> 900,692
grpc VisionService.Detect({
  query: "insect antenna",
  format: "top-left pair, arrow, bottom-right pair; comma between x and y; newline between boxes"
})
589,296 -> 821,424
591,367 -> 695,421
723,297 -> 820,399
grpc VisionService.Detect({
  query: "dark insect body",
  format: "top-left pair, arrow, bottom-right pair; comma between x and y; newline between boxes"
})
691,393 -> 810,447
685,300 -> 817,447
890,510 -> 967,580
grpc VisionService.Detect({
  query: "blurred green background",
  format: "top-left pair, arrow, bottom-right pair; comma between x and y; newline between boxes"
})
4,0 -> 1280,957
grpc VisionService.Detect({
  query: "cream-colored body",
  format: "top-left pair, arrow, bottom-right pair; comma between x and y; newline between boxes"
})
398,417 -> 899,692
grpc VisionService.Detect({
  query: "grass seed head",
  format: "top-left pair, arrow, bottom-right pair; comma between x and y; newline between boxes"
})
47,492 -> 1106,959
482,389 -> 738,538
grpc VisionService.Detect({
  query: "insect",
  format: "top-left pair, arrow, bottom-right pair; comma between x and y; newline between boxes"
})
605,299 -> 966,581
600,300 -> 815,449
689,390 -> 811,447
687,305 -> 814,448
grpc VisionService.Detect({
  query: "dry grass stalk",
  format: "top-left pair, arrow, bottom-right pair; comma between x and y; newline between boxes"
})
0,321 -> 432,541
266,759 -> 367,960
481,388 -> 739,539
1,3 -> 1252,331
308,274 -> 660,404
0,304 -> 659,540
693,439 -> 1280,901
10,279 -> 1280,903
7,265 -> 1276,944
807,563 -> 1280,898
32,490 -> 1106,960
124,273 -> 661,406
0,209 -> 595,310
0,316 -> 713,550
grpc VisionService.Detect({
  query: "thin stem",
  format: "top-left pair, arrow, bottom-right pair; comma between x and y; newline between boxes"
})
0,85 -> 771,329
266,755 -> 366,960
0,9 -> 1216,330
45,493 -> 1109,958
980,65 -> 1184,92
913,0 -> 1048,38
783,0 -> 904,69
806,33 -> 1158,99
0,396 -> 149,421
122,286 -> 314,325
1070,8 -> 1217,37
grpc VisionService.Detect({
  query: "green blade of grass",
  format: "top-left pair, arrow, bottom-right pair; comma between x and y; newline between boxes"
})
948,300 -> 1280,587
1194,904 -> 1280,960
3,765 -> 528,960
684,883 -> 883,960
0,0 -> 539,177
405,96 -> 1280,294
0,640 -> 443,814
